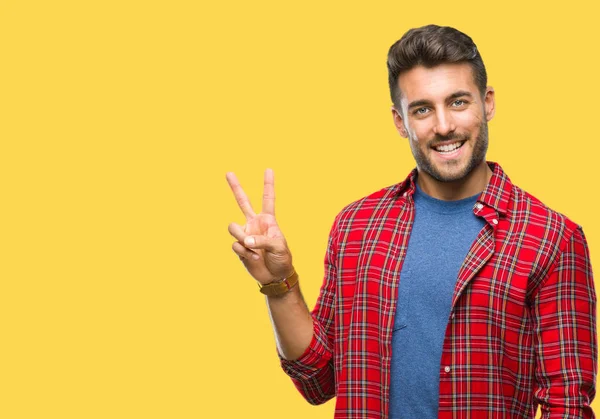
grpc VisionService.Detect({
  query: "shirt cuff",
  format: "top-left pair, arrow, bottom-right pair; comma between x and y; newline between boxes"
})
279,321 -> 332,381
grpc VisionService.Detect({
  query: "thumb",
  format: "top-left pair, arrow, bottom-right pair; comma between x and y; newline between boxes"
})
244,235 -> 285,254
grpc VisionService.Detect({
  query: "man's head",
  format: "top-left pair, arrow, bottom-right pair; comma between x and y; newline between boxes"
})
387,25 -> 495,188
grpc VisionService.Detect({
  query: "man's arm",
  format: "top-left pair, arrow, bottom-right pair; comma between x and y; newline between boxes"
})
226,169 -> 336,404
532,226 -> 597,418
265,282 -> 314,360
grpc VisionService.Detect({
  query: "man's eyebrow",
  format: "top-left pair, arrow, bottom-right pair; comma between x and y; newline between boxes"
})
447,90 -> 474,101
407,91 -> 474,110
407,99 -> 432,110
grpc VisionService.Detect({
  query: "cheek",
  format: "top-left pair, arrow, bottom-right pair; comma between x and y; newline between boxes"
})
407,121 -> 430,144
456,110 -> 484,126
408,128 -> 422,146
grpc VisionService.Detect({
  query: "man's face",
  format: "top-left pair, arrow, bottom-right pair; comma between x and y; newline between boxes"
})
392,63 -> 495,183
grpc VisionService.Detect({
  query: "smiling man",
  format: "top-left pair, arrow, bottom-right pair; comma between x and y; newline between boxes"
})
226,25 -> 597,418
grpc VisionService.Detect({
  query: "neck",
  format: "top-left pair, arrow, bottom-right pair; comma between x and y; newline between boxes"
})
416,161 -> 492,201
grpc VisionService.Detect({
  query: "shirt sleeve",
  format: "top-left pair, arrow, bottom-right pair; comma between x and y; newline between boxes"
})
279,217 -> 340,405
532,226 -> 597,418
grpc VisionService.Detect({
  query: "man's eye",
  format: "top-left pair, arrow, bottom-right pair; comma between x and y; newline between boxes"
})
415,107 -> 429,115
452,99 -> 466,107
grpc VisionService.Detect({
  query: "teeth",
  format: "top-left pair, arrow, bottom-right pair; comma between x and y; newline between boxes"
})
435,142 -> 462,153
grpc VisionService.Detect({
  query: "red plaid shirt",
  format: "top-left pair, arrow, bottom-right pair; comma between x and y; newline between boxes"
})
281,162 -> 597,418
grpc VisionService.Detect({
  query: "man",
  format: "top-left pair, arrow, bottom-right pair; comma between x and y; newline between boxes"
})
226,25 -> 597,418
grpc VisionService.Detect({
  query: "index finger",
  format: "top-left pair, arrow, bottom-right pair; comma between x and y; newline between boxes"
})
263,168 -> 275,216
226,172 -> 256,218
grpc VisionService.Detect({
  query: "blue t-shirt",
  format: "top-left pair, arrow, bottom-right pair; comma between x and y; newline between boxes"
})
389,185 -> 485,419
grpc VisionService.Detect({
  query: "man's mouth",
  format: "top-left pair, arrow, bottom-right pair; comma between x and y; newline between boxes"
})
432,141 -> 466,154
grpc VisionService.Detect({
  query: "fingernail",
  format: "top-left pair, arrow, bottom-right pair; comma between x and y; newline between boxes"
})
245,237 -> 255,247
252,254 -> 259,260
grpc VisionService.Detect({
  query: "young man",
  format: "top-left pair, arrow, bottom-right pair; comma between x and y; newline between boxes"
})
226,25 -> 597,418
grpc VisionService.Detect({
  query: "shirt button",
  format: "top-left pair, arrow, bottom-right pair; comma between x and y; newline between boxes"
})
451,313 -> 455,320
492,219 -> 498,225
444,366 -> 451,373
476,203 -> 483,210
403,192 -> 408,197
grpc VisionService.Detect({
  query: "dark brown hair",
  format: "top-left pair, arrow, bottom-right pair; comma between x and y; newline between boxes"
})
387,25 -> 487,109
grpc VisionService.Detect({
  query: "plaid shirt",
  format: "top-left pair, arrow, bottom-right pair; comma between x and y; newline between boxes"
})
281,162 -> 597,418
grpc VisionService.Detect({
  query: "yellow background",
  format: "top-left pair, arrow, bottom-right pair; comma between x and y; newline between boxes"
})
1,1 -> 598,418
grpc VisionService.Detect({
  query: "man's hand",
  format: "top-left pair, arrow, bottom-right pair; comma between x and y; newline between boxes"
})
226,169 -> 293,285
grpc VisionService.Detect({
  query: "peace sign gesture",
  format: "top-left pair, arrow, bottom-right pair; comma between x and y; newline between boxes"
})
226,169 -> 293,285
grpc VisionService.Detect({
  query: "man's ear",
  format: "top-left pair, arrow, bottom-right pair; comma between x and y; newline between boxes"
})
392,107 -> 408,138
484,87 -> 495,121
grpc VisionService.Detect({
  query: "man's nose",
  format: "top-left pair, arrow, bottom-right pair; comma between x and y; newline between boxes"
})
432,110 -> 456,136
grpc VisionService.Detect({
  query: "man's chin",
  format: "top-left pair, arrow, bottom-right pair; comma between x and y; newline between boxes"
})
427,162 -> 471,183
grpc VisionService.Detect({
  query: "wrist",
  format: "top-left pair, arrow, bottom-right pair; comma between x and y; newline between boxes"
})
259,270 -> 299,297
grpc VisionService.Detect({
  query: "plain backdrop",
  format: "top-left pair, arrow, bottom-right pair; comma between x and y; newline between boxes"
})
1,1 -> 598,418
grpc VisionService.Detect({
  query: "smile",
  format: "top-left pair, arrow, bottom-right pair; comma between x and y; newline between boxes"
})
433,141 -> 465,154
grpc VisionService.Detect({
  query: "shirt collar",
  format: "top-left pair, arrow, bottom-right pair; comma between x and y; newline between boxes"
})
395,161 -> 512,216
